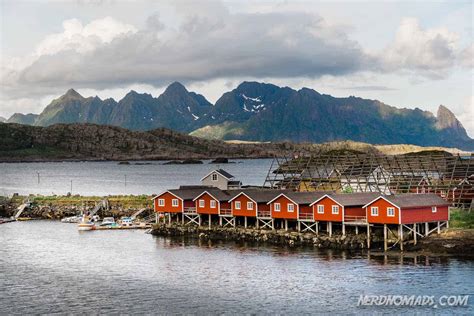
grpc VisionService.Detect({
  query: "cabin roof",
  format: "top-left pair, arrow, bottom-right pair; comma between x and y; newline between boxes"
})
364,193 -> 450,208
328,192 -> 380,207
268,191 -> 329,205
193,188 -> 233,202
233,189 -> 291,203
200,169 -> 235,181
168,188 -> 213,200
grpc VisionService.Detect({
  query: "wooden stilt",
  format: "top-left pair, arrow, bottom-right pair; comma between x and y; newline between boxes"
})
425,222 -> 429,237
367,224 -> 370,249
399,224 -> 404,251
182,213 -> 184,224
297,221 -> 301,232
272,219 -> 275,230
437,221 -> 441,234
244,217 -> 247,229
208,214 -> 211,229
256,219 -> 259,229
383,224 -> 387,252
285,220 -> 288,231
168,214 -> 171,225
342,223 -> 346,236
155,213 -> 158,224
328,222 -> 332,237
316,221 -> 319,235
198,215 -> 201,227
355,226 -> 358,235
446,220 -> 449,229
219,216 -> 222,226
413,223 -> 417,245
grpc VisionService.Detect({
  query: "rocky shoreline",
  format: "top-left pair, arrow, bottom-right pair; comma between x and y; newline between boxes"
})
151,223 -> 380,250
151,223 -> 474,256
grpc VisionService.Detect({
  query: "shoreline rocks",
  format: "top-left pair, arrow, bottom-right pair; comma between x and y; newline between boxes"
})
151,223 -> 372,249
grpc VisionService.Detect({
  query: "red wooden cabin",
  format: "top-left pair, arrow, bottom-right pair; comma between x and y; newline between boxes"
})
193,189 -> 232,215
363,193 -> 450,225
267,192 -> 326,220
310,192 -> 379,223
153,186 -> 210,214
228,190 -> 284,218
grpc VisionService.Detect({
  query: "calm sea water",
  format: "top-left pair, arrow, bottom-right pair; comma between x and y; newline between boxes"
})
0,221 -> 473,314
0,159 -> 272,196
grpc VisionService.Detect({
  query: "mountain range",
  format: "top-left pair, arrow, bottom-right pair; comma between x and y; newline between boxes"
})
5,81 -> 474,150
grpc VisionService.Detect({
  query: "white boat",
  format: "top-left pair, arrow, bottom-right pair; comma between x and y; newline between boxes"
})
61,215 -> 83,223
77,215 -> 95,231
100,217 -> 116,226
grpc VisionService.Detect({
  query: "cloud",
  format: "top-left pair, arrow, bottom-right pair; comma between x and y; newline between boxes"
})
2,8 -> 372,97
380,17 -> 462,78
458,43 -> 473,68
455,96 -> 474,138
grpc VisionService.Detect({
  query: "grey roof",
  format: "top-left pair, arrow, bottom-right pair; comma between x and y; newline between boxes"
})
216,169 -> 234,179
228,180 -> 242,185
381,193 -> 450,208
168,188 -> 210,200
284,191 -> 330,204
327,192 -> 380,207
236,189 -> 292,203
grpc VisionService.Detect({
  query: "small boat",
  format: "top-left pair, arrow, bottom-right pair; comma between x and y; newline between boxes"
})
100,217 -> 116,227
61,215 -> 83,223
120,217 -> 133,227
77,215 -> 95,231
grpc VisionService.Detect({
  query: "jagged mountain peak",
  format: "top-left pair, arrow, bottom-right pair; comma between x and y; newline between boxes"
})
163,81 -> 188,95
63,88 -> 83,100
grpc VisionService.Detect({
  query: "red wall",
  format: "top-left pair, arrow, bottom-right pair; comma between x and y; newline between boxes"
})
154,192 -> 182,213
270,195 -> 298,219
231,195 -> 257,217
257,203 -> 271,217
344,207 -> 365,218
401,206 -> 449,224
196,193 -> 220,215
365,198 -> 400,224
312,197 -> 343,222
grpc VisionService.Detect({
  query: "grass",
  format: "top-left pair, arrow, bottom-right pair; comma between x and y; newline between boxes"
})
22,194 -> 153,209
449,208 -> 474,229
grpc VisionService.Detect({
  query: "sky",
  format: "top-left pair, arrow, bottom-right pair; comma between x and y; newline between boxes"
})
0,0 -> 473,136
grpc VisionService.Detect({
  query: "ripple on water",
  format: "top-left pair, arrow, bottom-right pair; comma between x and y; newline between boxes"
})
0,221 -> 473,314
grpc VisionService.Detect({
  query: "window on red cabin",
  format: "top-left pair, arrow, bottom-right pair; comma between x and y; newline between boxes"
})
432,206 -> 437,213
274,203 -> 281,212
172,199 -> 179,207
332,205 -> 339,214
210,200 -> 216,208
371,206 -> 378,216
287,204 -> 294,212
199,199 -> 205,208
158,199 -> 165,206
317,205 -> 324,214
247,202 -> 253,210
235,201 -> 241,209
387,207 -> 395,217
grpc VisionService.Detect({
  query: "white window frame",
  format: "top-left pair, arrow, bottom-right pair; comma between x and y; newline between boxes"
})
247,202 -> 253,210
172,199 -> 179,207
287,204 -> 294,212
158,199 -> 165,206
199,199 -> 205,208
432,206 -> 437,213
210,200 -> 216,208
211,173 -> 218,181
332,205 -> 339,215
387,207 -> 395,217
371,206 -> 379,216
317,204 -> 324,214
274,203 -> 281,212
235,201 -> 241,210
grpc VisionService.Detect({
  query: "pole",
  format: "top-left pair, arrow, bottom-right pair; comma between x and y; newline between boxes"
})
383,224 -> 387,252
413,223 -> 417,245
367,224 -> 370,249
399,224 -> 404,251
209,214 -> 211,229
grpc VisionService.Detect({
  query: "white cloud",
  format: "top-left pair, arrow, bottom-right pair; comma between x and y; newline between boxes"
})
455,96 -> 474,138
380,17 -> 462,78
